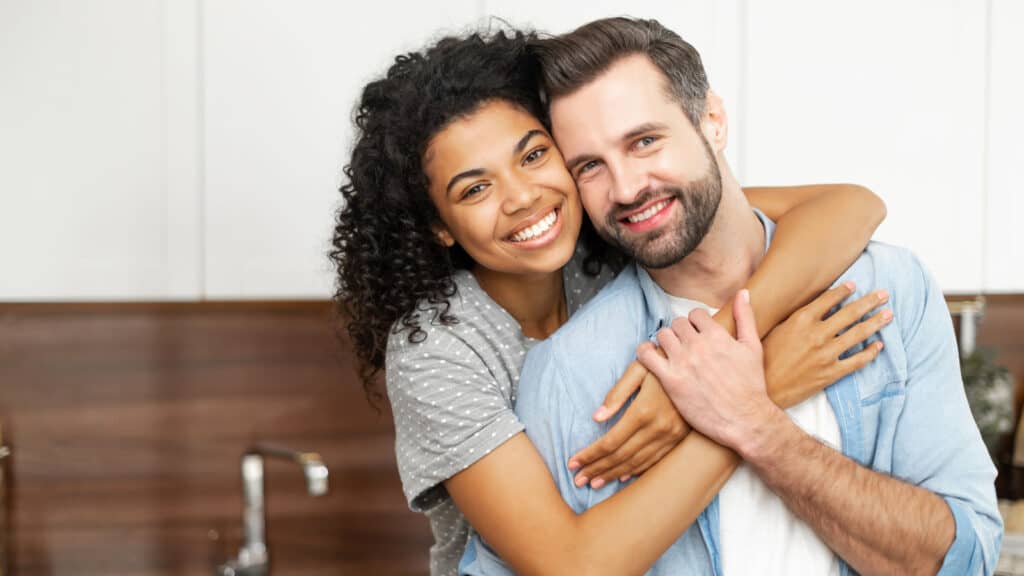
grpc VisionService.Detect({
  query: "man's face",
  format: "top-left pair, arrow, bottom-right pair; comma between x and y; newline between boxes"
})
549,54 -> 722,269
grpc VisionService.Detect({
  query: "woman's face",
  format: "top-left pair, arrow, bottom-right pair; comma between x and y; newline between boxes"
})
423,99 -> 582,278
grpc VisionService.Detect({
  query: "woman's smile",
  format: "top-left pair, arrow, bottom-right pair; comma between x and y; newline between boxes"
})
424,100 -> 582,276
506,204 -> 563,247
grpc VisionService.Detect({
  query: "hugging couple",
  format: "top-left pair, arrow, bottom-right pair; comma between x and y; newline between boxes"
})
331,16 -> 1000,576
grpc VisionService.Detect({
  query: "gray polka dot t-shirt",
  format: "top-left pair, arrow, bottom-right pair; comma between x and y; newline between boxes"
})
385,248 -> 614,575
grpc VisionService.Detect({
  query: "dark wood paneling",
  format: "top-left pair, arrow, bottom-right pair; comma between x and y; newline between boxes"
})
1,295 -> 1022,574
0,302 -> 431,575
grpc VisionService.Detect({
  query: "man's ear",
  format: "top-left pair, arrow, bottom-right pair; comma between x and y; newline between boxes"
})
432,224 -> 455,248
699,90 -> 729,153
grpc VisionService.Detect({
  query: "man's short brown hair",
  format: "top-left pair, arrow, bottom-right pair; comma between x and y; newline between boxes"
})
532,17 -> 710,127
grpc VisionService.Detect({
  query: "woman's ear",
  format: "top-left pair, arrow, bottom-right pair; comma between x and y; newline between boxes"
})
433,224 -> 455,248
700,90 -> 729,153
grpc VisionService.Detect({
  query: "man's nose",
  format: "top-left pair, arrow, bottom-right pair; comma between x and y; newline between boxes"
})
608,158 -> 648,206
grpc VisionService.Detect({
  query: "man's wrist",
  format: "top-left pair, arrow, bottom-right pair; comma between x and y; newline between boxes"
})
733,404 -> 796,465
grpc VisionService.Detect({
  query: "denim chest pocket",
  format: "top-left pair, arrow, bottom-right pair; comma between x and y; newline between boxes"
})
845,321 -> 908,472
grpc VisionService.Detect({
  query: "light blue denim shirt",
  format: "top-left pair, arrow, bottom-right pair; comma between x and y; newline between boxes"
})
461,212 -> 1002,575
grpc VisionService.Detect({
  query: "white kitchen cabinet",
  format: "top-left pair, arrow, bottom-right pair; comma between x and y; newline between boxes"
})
0,0 -> 202,300
201,0 -> 482,299
985,0 -> 1024,293
741,0 -> 988,293
3,1 -> 1021,301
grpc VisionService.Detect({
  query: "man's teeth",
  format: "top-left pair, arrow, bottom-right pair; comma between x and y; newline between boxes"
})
511,210 -> 558,242
626,199 -> 671,224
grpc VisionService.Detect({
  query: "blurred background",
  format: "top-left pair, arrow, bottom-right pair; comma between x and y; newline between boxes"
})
0,0 -> 1021,574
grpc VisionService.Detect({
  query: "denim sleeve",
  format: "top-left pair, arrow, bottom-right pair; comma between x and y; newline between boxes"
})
514,339 -> 589,514
890,252 -> 1002,575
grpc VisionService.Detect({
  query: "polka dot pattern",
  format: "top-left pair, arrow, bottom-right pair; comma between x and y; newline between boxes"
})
383,247 -> 616,575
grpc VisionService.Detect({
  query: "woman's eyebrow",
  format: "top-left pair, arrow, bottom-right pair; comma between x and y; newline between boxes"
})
446,168 -> 486,197
513,129 -> 546,155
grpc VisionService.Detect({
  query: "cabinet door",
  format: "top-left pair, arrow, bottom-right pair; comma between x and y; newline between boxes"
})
985,0 -> 1024,292
742,0 -> 987,293
202,0 -> 481,298
0,0 -> 202,300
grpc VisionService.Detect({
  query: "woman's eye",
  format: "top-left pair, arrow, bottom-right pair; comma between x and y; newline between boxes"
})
462,183 -> 488,199
523,147 -> 547,164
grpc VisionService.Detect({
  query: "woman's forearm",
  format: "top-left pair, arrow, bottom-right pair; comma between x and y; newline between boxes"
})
718,184 -> 885,337
448,425 -> 735,575
453,361 -> 836,576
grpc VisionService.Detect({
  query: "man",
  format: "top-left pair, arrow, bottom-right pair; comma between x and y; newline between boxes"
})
471,17 -> 1000,575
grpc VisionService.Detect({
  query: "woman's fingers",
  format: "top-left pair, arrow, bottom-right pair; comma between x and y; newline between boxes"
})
599,441 -> 671,486
568,411 -> 637,475
824,289 -> 888,335
832,340 -> 885,381
593,361 -> 647,422
831,308 -> 893,356
574,431 -> 652,489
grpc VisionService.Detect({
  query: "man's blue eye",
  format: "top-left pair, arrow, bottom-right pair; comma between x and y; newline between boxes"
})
637,136 -> 657,148
578,160 -> 599,175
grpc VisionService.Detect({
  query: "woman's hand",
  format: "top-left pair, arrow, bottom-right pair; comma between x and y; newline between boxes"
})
764,281 -> 892,407
567,362 -> 688,489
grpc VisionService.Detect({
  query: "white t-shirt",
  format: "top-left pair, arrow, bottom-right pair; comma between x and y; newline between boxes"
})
666,293 -> 841,576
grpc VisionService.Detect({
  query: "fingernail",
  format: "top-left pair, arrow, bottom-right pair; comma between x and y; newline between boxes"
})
741,289 -> 750,303
590,478 -> 606,489
875,341 -> 885,351
575,475 -> 588,487
877,289 -> 889,302
593,406 -> 609,421
568,460 -> 580,471
881,309 -> 893,321
844,281 -> 856,291
620,474 -> 631,483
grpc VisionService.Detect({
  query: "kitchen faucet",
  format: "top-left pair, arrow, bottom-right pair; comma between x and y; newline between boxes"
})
216,444 -> 329,576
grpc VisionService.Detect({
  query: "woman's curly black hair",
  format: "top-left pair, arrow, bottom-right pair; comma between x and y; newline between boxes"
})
331,29 -> 620,406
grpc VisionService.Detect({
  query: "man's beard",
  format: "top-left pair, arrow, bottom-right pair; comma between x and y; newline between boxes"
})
598,144 -> 723,269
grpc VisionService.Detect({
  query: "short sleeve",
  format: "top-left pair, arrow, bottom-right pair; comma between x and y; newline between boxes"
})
386,326 -> 524,512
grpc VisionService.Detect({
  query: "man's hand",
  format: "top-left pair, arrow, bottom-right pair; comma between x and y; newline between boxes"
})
636,289 -> 780,453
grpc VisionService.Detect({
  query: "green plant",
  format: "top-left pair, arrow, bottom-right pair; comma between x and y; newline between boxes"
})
961,348 -> 1015,460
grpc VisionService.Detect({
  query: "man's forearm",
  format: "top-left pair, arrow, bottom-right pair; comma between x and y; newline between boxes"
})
742,410 -> 955,575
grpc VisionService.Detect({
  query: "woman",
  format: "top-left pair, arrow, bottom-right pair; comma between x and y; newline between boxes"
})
331,30 -> 888,575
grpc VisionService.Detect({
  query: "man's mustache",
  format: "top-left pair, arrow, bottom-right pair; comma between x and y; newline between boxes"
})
608,188 -> 682,223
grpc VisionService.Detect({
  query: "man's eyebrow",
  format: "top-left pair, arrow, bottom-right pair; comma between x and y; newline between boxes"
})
446,168 -> 486,197
564,153 -> 598,174
621,122 -> 670,142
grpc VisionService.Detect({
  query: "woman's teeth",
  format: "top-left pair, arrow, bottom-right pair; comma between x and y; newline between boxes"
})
626,199 -> 671,223
511,210 -> 558,242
